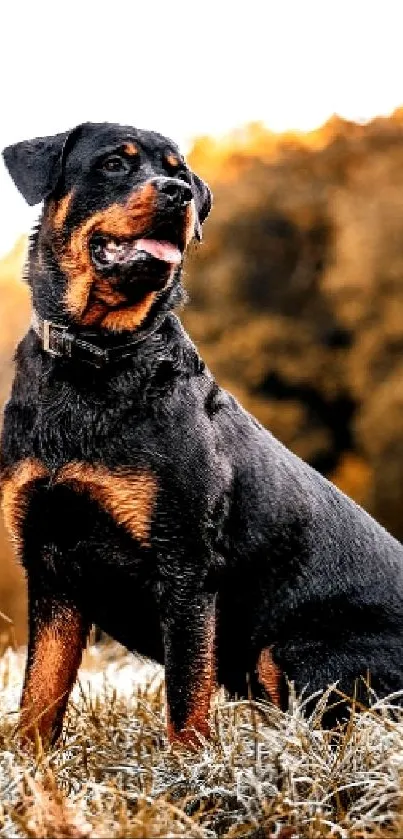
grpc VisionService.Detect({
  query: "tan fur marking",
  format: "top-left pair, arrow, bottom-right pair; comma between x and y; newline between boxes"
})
165,153 -> 180,169
80,278 -> 128,325
97,260 -> 176,332
80,300 -> 109,327
257,647 -> 282,707
52,192 -> 74,231
1,459 -> 157,554
58,462 -> 157,546
167,612 -> 216,747
61,182 -> 157,323
1,459 -> 49,556
184,199 -> 197,246
20,608 -> 85,746
100,292 -> 157,332
93,277 -> 127,307
123,142 -> 139,156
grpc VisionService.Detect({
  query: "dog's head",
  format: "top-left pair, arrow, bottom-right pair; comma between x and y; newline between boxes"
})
3,123 -> 212,332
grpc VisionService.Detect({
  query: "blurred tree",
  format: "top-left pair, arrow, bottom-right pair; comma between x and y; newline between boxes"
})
185,109 -> 403,537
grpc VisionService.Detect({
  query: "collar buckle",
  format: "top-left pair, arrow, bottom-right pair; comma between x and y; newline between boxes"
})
42,320 -> 71,357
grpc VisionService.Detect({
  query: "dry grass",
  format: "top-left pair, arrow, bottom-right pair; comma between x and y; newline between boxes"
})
0,643 -> 403,838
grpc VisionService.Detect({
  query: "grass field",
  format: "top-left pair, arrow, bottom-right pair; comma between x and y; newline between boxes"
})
0,640 -> 403,838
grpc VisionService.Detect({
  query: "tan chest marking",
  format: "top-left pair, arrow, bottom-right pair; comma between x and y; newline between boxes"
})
1,459 -> 157,553
59,462 -> 157,547
1,459 -> 49,555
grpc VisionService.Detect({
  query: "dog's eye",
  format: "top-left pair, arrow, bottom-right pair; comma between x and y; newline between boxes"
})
101,155 -> 130,174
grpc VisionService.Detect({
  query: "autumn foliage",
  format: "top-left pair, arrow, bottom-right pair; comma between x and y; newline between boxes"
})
3,110 -> 403,638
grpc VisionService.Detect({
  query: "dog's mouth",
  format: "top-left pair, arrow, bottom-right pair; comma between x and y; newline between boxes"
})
90,234 -> 183,272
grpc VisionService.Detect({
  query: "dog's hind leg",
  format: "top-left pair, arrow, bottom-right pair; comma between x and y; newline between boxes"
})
273,636 -> 403,726
19,559 -> 90,748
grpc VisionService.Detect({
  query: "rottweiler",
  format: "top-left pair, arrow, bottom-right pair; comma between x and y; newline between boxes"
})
2,121 -> 403,749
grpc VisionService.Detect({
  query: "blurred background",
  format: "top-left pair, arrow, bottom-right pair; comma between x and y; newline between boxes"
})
2,0 -> 403,642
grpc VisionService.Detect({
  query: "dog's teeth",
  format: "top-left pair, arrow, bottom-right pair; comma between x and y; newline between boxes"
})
101,241 -> 131,264
105,241 -> 126,254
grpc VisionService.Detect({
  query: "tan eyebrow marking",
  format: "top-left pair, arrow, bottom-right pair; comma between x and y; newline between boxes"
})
123,142 -> 139,156
165,152 -> 180,169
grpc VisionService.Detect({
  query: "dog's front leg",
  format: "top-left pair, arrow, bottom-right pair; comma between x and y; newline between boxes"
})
161,583 -> 216,748
20,581 -> 89,748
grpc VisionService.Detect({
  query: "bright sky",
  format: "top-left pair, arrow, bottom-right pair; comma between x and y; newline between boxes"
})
1,0 -> 403,256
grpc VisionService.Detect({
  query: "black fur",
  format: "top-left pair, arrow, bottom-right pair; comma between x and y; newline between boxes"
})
2,122 -> 403,747
3,129 -> 74,206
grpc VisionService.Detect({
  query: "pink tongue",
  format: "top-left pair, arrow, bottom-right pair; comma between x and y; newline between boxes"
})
135,238 -> 182,265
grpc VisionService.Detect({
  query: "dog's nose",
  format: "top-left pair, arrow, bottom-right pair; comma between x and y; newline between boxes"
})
156,178 -> 193,208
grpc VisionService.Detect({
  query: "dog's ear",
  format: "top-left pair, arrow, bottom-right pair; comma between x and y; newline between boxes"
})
2,126 -> 82,206
191,172 -> 213,241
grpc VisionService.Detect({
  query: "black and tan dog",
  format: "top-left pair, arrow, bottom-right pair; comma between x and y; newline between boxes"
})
2,121 -> 403,749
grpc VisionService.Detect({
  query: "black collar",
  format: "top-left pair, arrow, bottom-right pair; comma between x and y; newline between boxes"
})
31,310 -> 168,368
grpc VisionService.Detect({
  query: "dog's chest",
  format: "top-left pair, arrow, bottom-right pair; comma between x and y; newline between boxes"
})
1,378 -> 163,558
1,457 -> 158,560
2,347 -> 232,565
